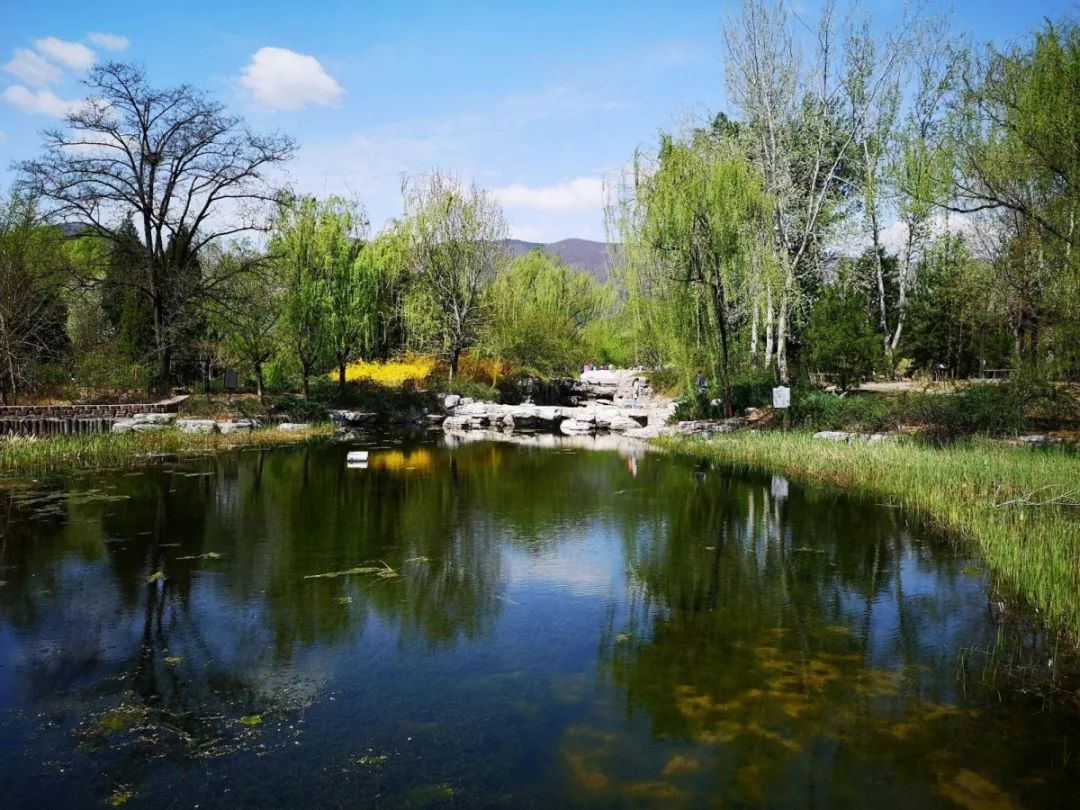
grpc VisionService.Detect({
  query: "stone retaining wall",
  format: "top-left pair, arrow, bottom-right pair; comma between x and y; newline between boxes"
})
0,396 -> 188,436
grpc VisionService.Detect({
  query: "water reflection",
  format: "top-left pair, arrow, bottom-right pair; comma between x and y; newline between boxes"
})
0,437 -> 1076,807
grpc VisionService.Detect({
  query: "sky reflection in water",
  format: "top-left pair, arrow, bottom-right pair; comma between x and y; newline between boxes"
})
0,435 -> 1075,808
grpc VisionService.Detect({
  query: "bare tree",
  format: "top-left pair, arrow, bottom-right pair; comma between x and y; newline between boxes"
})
17,62 -> 295,392
724,0 -> 921,380
402,172 -> 509,379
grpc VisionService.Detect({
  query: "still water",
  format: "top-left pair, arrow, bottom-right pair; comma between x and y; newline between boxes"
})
0,434 -> 1076,808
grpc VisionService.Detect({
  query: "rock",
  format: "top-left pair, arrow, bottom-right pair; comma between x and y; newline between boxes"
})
455,401 -> 494,417
560,418 -> 596,434
217,419 -> 256,434
1018,434 -> 1063,445
111,419 -> 139,433
866,433 -> 897,443
130,422 -> 168,433
604,415 -> 644,432
177,419 -> 218,434
673,418 -> 746,437
133,412 -> 176,425
443,415 -> 487,431
442,394 -> 461,410
813,431 -> 854,442
814,430 -> 898,443
329,410 -> 378,427
278,422 -> 311,431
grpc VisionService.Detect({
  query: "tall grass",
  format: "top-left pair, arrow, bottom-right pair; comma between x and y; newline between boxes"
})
659,432 -> 1080,638
0,425 -> 334,476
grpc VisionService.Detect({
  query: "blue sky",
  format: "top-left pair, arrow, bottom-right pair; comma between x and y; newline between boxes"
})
0,0 -> 1074,241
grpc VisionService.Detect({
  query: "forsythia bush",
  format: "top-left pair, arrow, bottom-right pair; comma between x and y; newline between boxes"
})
337,355 -> 437,386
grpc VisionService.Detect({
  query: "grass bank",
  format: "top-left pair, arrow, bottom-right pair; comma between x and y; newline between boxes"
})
658,432 -> 1080,637
0,424 -> 335,477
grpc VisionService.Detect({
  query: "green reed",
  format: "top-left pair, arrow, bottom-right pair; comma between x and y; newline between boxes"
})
0,424 -> 335,475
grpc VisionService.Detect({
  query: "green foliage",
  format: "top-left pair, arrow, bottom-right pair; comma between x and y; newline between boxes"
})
790,381 -> 1073,437
271,393 -> 330,422
805,286 -> 881,391
614,128 -> 777,414
480,250 -> 605,375
272,195 -> 363,397
0,193 -> 72,402
400,171 -> 508,377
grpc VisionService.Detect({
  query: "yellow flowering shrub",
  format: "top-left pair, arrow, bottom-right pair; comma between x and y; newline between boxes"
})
336,355 -> 437,387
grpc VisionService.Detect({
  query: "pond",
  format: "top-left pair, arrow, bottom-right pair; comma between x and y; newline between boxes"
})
0,434 -> 1076,808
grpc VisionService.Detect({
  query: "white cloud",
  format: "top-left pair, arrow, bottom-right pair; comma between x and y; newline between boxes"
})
1,84 -> 76,117
4,47 -> 62,86
239,47 -> 343,111
493,177 -> 606,213
87,32 -> 129,51
33,37 -> 95,70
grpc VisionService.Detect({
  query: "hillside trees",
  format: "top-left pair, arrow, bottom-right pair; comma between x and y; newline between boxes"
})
17,62 -> 294,392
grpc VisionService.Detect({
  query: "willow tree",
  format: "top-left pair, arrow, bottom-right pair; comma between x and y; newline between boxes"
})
481,250 -> 605,376
617,132 -> 774,417
945,20 -> 1080,371
401,172 -> 508,379
271,196 -> 363,399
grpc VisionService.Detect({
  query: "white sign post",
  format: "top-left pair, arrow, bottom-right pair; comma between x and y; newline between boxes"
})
773,386 -> 791,429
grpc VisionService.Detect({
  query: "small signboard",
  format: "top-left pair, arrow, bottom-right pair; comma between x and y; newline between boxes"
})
772,386 -> 791,410
224,368 -> 239,392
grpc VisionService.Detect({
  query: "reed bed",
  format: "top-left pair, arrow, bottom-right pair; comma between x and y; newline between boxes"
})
659,432 -> 1080,637
0,424 -> 335,476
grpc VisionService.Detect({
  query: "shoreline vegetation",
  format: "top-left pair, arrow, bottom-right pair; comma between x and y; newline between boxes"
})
0,424 -> 335,477
658,432 -> 1080,639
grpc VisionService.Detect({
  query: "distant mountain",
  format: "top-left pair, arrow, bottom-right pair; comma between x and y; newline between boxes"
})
503,238 -> 617,282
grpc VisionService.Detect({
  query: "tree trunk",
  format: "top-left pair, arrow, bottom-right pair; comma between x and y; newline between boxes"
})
338,360 -> 347,398
255,362 -> 265,400
302,366 -> 311,400
157,345 -> 172,397
764,289 -> 774,369
449,348 -> 460,381
711,279 -> 733,419
750,299 -> 760,368
777,288 -> 789,383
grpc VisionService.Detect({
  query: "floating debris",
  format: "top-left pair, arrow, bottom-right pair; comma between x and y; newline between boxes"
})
146,571 -> 165,584
176,552 -> 222,561
164,656 -> 182,666
239,714 -> 263,726
108,786 -> 135,807
304,562 -> 397,580
356,753 -> 390,767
